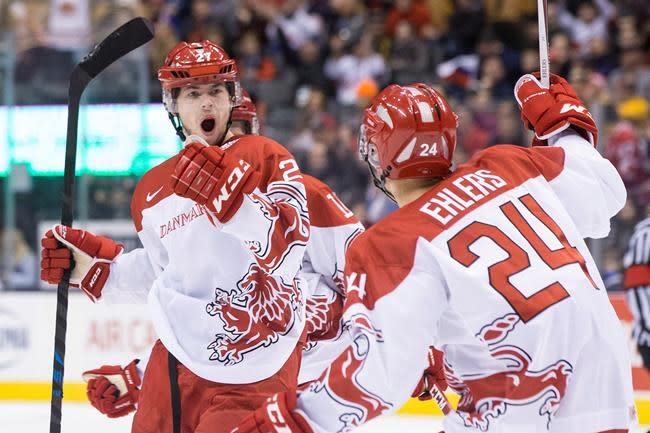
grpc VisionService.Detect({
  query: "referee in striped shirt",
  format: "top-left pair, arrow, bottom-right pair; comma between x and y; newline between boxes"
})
625,216 -> 650,369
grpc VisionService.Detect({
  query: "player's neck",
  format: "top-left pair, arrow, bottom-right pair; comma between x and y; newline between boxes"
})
389,178 -> 441,208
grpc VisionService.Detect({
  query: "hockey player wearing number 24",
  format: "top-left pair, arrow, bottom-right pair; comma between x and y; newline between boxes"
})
39,40 -> 314,433
235,74 -> 636,433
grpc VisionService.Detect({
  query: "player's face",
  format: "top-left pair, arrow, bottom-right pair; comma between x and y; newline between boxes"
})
177,83 -> 232,145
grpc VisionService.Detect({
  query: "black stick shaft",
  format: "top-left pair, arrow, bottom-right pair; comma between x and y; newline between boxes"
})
49,69 -> 88,433
47,18 -> 153,432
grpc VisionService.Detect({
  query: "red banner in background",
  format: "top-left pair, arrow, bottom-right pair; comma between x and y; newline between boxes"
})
609,293 -> 650,390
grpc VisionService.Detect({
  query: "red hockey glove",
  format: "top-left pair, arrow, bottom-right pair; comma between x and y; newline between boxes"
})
40,225 -> 123,302
412,347 -> 447,401
514,73 -> 598,146
82,359 -> 141,418
232,392 -> 313,433
171,135 -> 260,224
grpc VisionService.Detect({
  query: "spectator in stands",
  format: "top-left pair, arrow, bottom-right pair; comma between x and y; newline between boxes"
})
586,36 -> 617,76
387,20 -> 429,85
294,38 -> 329,92
607,97 -> 650,205
182,0 -> 221,43
519,47 -> 540,74
549,31 -> 572,78
384,0 -> 434,38
455,103 -> 491,157
609,45 -> 650,103
290,89 -> 337,154
483,0 -> 535,49
324,33 -> 387,106
477,54 -> 511,101
261,0 -> 325,55
326,0 -> 367,53
491,101 -> 524,146
236,30 -> 276,84
568,62 -> 609,128
555,0 -> 615,56
444,0 -> 484,57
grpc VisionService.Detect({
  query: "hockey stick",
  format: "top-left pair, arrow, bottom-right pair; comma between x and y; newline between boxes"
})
537,0 -> 550,88
49,17 -> 154,433
430,384 -> 452,415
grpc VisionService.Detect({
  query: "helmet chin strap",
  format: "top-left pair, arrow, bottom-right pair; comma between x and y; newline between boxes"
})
167,111 -> 234,146
367,161 -> 397,203
168,112 -> 186,142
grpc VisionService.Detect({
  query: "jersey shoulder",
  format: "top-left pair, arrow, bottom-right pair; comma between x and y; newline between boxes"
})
303,174 -> 360,228
226,134 -> 294,163
350,204 -> 427,269
226,134 -> 299,188
468,144 -> 565,183
131,155 -> 178,231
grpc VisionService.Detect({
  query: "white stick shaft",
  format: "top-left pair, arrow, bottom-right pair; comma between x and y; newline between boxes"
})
537,0 -> 550,88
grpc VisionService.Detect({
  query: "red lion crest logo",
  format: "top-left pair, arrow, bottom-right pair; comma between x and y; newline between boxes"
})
303,333 -> 392,433
204,183 -> 310,365
448,314 -> 573,431
206,263 -> 303,365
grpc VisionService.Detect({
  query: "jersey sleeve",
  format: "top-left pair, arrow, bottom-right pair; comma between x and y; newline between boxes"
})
101,223 -> 165,304
293,236 -> 448,432
101,180 -> 169,304
218,142 -> 310,279
624,218 -> 650,347
531,129 -> 627,239
303,177 -> 365,295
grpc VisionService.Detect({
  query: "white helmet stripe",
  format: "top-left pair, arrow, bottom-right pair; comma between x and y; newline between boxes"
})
417,102 -> 434,123
405,87 -> 424,96
375,104 -> 394,129
395,137 -> 417,163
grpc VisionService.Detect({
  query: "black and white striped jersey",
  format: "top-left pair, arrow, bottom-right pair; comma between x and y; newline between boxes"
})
624,216 -> 650,347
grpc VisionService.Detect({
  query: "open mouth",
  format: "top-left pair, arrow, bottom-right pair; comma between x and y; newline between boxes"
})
201,117 -> 216,133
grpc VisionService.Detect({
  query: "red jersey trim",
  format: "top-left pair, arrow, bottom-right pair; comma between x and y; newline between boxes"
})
304,175 -> 358,228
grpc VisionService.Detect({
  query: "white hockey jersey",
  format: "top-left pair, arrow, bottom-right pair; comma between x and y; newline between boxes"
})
294,131 -> 636,433
101,135 -> 310,384
298,175 -> 364,384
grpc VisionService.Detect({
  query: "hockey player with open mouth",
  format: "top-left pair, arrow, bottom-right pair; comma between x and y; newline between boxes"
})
233,74 -> 636,433
40,40 -> 312,433
71,90 -> 367,431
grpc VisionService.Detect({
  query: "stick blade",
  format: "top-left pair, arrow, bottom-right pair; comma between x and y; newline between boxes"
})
79,17 -> 154,78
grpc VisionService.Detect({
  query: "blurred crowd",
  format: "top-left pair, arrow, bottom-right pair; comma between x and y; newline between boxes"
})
0,0 -> 649,290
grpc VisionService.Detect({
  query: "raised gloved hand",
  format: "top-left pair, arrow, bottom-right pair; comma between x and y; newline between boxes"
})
171,135 -> 260,224
412,347 -> 447,401
82,359 -> 141,418
514,73 -> 598,146
40,225 -> 123,302
232,392 -> 312,433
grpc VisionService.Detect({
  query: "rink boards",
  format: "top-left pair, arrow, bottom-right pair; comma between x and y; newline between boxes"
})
1,292 -> 648,423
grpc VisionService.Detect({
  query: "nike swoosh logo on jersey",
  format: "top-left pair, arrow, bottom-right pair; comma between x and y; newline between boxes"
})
146,186 -> 164,202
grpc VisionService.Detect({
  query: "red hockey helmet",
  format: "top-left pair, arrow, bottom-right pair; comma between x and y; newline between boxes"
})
231,89 -> 259,135
158,40 -> 242,114
359,83 -> 458,194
